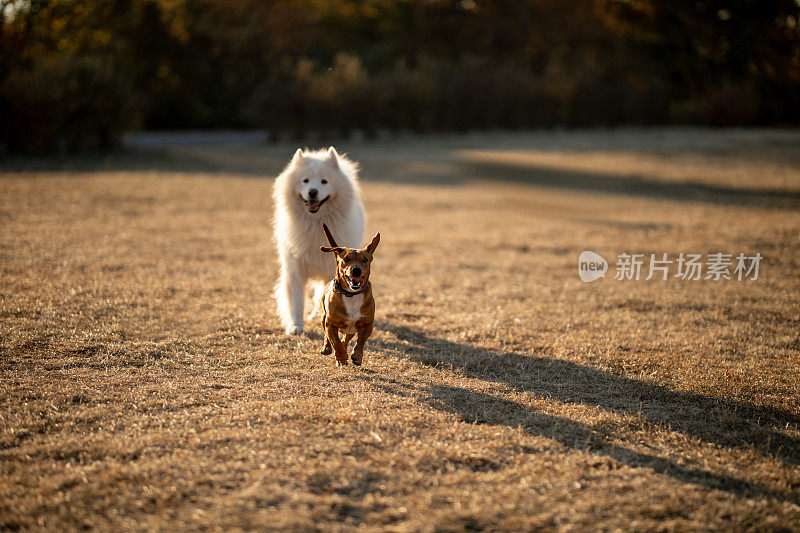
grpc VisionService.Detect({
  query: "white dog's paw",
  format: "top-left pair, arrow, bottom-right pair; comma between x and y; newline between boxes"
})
285,325 -> 304,335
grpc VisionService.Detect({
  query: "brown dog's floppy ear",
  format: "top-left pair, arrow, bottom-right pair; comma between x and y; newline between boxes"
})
322,223 -> 338,248
366,232 -> 380,255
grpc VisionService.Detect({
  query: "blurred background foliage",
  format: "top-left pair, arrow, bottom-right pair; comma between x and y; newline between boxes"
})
1,0 -> 799,153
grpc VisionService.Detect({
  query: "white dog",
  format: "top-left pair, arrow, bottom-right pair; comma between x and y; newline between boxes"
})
273,147 -> 366,335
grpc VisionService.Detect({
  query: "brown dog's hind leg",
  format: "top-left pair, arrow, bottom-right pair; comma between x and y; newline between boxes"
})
320,317 -> 332,355
344,334 -> 354,352
351,324 -> 373,366
326,322 -> 347,365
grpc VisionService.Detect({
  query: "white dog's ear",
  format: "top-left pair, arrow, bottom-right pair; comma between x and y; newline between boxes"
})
291,148 -> 304,166
325,147 -> 340,169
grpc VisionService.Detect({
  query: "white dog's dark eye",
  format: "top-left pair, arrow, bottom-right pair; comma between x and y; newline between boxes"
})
321,179 -> 327,184
303,178 -> 309,183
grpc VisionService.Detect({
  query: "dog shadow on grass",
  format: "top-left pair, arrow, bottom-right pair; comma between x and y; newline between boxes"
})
367,322 -> 800,504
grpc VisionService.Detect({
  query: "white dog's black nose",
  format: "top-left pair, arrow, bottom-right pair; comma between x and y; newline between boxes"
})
308,189 -> 318,199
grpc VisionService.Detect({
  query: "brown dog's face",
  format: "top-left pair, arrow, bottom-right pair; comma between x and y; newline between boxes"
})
321,233 -> 380,292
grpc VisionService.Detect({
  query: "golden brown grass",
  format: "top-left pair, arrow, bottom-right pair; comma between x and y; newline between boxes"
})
1,129 -> 799,531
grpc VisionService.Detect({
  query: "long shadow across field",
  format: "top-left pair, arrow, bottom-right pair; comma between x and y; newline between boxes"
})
369,322 -> 800,503
464,160 -> 800,209
5,145 -> 799,208
368,376 -> 798,505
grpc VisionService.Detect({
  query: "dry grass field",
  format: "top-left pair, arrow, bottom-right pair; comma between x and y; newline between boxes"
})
2,129 -> 800,531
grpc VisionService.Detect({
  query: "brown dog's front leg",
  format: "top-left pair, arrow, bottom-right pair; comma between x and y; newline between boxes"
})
351,324 -> 373,366
326,322 -> 347,365
344,334 -> 354,350
320,316 -> 332,355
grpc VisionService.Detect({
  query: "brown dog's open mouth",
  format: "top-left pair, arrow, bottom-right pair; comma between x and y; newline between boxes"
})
347,276 -> 365,291
304,196 -> 329,213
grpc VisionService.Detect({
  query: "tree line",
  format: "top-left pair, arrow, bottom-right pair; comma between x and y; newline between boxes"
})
1,0 -> 798,153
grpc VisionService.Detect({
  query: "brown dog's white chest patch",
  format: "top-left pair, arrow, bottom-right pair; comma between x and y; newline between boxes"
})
341,293 -> 364,334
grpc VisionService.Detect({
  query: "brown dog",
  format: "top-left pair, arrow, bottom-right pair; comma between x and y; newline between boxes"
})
319,223 -> 380,366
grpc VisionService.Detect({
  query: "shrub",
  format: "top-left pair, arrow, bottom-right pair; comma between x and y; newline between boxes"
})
670,81 -> 760,126
0,54 -> 140,154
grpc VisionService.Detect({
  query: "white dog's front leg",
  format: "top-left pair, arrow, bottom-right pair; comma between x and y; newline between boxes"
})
277,267 -> 306,335
307,281 -> 325,321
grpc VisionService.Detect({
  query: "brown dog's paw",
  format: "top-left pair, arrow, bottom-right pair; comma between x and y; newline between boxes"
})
320,347 -> 332,355
335,360 -> 348,367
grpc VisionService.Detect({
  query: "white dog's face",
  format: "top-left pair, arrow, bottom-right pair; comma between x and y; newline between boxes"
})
291,149 -> 341,214
296,172 -> 333,213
